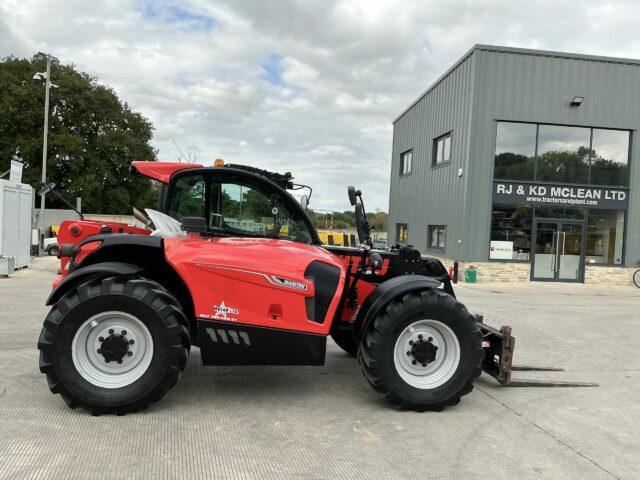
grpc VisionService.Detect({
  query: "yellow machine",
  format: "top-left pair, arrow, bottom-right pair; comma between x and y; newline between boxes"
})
317,229 -> 357,247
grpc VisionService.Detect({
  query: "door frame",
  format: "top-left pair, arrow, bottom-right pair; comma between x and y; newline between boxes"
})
530,217 -> 586,283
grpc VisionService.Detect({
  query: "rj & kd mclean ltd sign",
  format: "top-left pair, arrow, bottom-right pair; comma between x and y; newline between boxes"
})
493,181 -> 629,210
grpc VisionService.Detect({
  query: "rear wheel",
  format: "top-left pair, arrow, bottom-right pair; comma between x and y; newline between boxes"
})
47,245 -> 59,257
38,276 -> 190,415
358,289 -> 483,411
634,269 -> 640,289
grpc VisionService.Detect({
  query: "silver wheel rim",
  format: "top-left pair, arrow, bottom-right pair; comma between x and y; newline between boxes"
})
71,311 -> 153,389
393,319 -> 461,389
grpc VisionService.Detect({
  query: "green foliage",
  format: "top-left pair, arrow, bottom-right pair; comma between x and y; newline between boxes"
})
306,208 -> 388,231
0,55 -> 158,213
495,146 -> 628,186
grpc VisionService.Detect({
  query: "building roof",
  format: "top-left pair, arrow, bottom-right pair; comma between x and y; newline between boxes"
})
393,44 -> 640,124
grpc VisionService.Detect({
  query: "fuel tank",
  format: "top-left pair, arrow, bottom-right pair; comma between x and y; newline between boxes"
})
164,236 -> 346,335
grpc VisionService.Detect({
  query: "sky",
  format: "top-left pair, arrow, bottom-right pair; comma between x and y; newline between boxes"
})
1,0 -> 639,212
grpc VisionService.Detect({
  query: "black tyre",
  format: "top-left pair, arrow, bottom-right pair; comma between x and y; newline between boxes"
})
358,289 -> 483,411
38,276 -> 190,415
634,270 -> 640,289
330,328 -> 358,357
47,245 -> 59,257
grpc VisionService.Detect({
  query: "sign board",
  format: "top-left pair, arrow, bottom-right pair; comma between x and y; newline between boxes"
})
493,181 -> 629,210
490,240 -> 513,260
9,159 -> 23,183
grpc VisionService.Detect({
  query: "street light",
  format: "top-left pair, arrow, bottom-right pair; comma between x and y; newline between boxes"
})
33,52 -> 58,252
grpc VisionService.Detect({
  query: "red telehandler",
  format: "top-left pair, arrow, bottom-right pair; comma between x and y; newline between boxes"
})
38,161 -> 593,415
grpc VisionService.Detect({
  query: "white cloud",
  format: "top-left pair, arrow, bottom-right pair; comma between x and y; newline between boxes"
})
310,144 -> 354,157
2,0 -> 640,211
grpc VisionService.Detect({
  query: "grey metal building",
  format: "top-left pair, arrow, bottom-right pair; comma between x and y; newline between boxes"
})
389,45 -> 639,283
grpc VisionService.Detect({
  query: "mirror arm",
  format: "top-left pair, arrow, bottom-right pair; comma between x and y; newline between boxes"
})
46,187 -> 84,220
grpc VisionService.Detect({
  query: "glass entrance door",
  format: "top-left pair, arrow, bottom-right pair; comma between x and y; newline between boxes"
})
532,220 -> 584,282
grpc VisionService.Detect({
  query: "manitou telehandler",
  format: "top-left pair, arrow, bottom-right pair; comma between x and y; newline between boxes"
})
38,161 -> 592,415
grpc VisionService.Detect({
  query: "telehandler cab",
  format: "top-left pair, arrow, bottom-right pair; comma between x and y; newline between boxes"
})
38,161 -> 590,415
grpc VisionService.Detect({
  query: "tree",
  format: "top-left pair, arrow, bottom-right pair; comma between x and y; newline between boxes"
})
0,55 -> 158,214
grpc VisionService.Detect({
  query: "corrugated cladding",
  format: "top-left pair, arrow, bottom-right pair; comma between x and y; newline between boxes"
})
389,52 -> 475,258
390,45 -> 640,266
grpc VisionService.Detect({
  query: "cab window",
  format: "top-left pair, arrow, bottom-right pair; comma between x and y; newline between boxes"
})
211,181 -> 312,244
167,175 -> 205,221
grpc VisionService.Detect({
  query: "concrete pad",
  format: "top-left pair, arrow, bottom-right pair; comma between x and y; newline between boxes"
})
0,257 -> 638,479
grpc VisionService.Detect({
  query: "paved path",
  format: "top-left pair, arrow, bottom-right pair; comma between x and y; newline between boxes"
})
0,257 -> 638,479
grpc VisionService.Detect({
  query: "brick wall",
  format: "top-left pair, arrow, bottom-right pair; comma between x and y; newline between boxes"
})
426,254 -> 637,285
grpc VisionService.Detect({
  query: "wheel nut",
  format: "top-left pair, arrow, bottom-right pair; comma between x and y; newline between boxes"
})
409,340 -> 413,345
422,363 -> 427,367
117,360 -> 122,364
418,334 -> 423,340
406,351 -> 411,356
121,330 -> 127,335
109,329 -> 114,334
97,349 -> 102,354
428,337 -> 433,342
129,339 -> 134,345
412,360 -> 417,365
98,337 -> 104,342
127,351 -> 133,357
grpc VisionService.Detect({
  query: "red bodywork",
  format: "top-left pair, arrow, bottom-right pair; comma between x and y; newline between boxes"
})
131,161 -> 203,183
164,236 -> 346,334
54,219 -> 149,287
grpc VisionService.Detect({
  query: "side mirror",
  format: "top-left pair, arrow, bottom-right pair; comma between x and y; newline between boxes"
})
347,186 -> 359,206
300,194 -> 309,210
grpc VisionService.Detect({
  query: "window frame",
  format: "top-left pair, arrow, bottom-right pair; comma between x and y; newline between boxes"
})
426,224 -> 447,252
493,120 -> 631,188
432,132 -> 452,167
399,149 -> 413,177
396,223 -> 409,243
163,168 -> 321,245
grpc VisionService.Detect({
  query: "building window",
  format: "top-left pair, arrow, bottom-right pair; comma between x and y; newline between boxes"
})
590,129 -> 630,187
433,133 -> 451,166
396,223 -> 408,243
400,150 -> 412,176
427,225 -> 446,251
585,209 -> 625,265
493,122 -> 630,187
494,122 -> 536,180
536,124 -> 590,184
490,205 -> 532,260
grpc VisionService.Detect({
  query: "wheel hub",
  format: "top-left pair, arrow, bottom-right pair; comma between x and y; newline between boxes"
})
410,338 -> 437,365
394,319 -> 461,389
98,331 -> 131,363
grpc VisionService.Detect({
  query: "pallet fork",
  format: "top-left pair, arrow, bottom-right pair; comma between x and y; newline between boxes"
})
476,315 -> 598,387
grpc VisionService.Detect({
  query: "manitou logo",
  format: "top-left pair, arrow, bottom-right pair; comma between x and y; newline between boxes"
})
213,301 -> 239,321
273,277 -> 307,291
205,328 -> 251,346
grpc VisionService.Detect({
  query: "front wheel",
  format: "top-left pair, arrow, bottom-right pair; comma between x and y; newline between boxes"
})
38,276 -> 190,415
358,289 -> 483,411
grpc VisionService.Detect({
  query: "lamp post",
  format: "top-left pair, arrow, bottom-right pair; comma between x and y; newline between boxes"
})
33,52 -> 58,252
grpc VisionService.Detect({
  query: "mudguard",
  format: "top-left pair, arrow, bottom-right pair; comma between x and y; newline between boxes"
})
355,275 -> 444,341
46,262 -> 145,306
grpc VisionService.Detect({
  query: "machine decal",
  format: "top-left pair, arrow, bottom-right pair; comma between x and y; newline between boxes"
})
196,263 -> 310,292
273,277 -> 307,291
206,328 -> 251,346
212,301 -> 239,321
